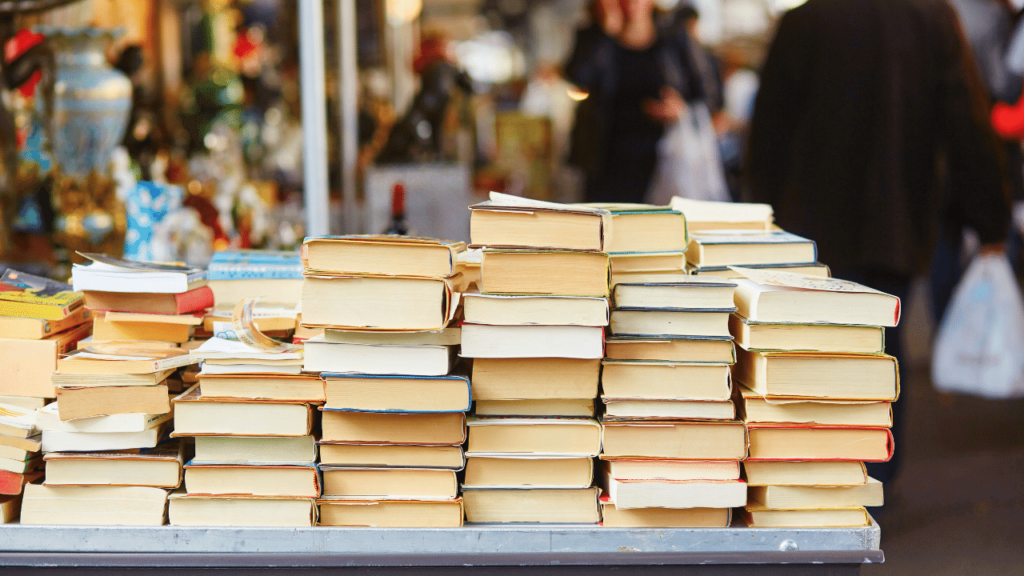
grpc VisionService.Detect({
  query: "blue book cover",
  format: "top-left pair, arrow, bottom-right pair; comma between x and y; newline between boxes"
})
208,250 -> 303,280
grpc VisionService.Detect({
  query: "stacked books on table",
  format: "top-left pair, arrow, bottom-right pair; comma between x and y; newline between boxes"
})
302,235 -> 467,527
730,266 -> 899,527
0,269 -> 91,402
0,403 -> 45,523
461,193 -> 607,524
168,337 -> 319,527
595,203 -> 689,277
596,204 -> 747,528
207,250 -> 304,308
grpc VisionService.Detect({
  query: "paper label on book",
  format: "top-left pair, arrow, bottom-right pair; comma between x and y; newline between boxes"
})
729,267 -> 890,295
230,298 -> 298,352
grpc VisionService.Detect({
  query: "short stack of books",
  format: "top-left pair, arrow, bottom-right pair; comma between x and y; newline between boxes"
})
0,402 -> 45,523
0,269 -> 91,402
168,337 -> 319,527
597,204 -> 747,528
301,235 -> 467,528
461,193 -> 607,524
731,266 -> 899,527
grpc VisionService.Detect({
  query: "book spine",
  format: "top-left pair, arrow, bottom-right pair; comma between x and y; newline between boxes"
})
173,286 -> 215,314
208,265 -> 304,281
0,470 -> 24,495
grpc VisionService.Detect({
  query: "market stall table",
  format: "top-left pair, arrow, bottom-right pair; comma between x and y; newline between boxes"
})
0,520 -> 882,574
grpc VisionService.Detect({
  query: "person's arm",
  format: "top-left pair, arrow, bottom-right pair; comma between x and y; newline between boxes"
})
936,2 -> 1012,244
746,9 -> 810,208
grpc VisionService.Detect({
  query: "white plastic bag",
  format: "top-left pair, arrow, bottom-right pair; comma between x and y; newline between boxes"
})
932,253 -> 1024,398
645,102 -> 729,205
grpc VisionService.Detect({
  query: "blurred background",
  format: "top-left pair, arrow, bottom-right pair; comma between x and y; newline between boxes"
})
0,1 -> 1022,572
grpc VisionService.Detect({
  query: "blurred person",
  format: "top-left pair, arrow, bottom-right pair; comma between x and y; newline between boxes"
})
675,5 -> 723,115
747,0 -> 1012,489
565,0 -> 713,203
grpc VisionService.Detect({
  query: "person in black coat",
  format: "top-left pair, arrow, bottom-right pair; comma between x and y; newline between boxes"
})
747,0 -> 1012,491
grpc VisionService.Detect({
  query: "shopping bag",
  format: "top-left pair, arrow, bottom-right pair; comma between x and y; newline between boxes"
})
645,102 -> 729,205
932,252 -> 1024,399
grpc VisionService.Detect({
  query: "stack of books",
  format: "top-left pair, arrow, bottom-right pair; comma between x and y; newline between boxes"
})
206,250 -> 304,308
731,266 -> 899,527
301,235 -> 467,528
597,204 -> 747,528
168,337 -> 319,527
461,193 -> 607,524
0,403 -> 44,523
0,269 -> 91,402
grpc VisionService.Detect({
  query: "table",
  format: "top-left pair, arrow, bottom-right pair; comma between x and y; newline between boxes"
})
0,521 -> 882,574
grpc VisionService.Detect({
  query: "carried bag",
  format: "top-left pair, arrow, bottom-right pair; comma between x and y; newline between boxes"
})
645,101 -> 729,205
932,252 -> 1024,399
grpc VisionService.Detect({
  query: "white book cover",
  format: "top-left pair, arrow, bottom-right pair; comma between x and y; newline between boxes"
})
460,324 -> 604,359
36,403 -> 171,433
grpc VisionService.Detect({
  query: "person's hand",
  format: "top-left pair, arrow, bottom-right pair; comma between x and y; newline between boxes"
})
643,87 -> 687,124
595,0 -> 623,37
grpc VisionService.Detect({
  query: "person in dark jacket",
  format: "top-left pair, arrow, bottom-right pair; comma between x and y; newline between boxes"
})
747,0 -> 1012,490
565,0 -> 705,203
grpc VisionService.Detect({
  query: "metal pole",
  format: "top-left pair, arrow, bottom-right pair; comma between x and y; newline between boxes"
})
298,0 -> 330,238
338,0 -> 359,233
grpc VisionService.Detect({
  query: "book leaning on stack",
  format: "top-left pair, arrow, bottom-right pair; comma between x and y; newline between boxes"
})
302,235 -> 467,528
596,204 -> 747,528
461,193 -> 608,524
730,266 -> 899,528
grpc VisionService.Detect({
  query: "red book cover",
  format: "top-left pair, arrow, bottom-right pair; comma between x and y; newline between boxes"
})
0,469 -> 43,495
173,286 -> 215,315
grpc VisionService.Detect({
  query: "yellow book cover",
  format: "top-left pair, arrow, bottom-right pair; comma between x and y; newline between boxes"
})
0,290 -> 84,320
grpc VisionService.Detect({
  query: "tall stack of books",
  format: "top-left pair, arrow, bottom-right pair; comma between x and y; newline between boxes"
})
730,266 -> 899,527
301,236 -> 467,528
168,337 -> 319,527
597,204 -> 747,528
0,403 -> 44,523
461,193 -> 607,524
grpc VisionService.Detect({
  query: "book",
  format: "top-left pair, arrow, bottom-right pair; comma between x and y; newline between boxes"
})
0,444 -> 36,461
0,323 -> 92,398
318,444 -> 464,469
193,436 -> 317,465
747,425 -> 894,462
20,484 -> 169,526
41,424 -> 169,453
209,278 -> 303,308
669,197 -> 773,231
734,349 -> 899,400
604,338 -> 736,364
320,467 -> 457,499
0,469 -> 42,495
742,461 -> 869,487
184,463 -> 321,497
0,455 -> 41,473
318,497 -> 463,527
686,230 -> 816,268
0,289 -> 83,321
730,314 -> 885,354
462,487 -> 600,523
731,269 -> 901,327
603,459 -> 741,481
690,262 -> 831,278
601,499 -> 731,527
609,252 -> 686,273
208,250 -> 303,280
474,399 -> 594,417
600,474 -> 747,510
202,309 -> 297,333
602,399 -> 736,421
171,385 -> 314,437
738,387 -> 893,427
463,456 -> 593,488
72,254 -> 206,293
749,478 -> 883,509
0,396 -> 47,410
740,505 -> 870,528
466,417 -> 601,456
55,385 -> 170,421
0,402 -> 40,438
302,236 -> 466,278
460,324 -> 604,359
189,337 -> 303,362
471,358 -> 599,400
462,293 -> 609,326
322,374 -> 471,413
612,275 -> 736,310
609,309 -> 732,338
199,363 -> 302,376
303,334 -> 455,377
36,402 -> 171,434
43,444 -> 183,487
57,345 -> 192,375
321,411 -> 466,446
324,327 -> 461,346
602,421 -> 747,460
168,493 -> 316,527
601,361 -> 732,401
198,374 -> 326,403
480,250 -> 610,297
82,286 -> 214,315
0,432 -> 40,454
52,369 -> 173,388
301,275 -> 460,331
92,315 -> 192,344
585,204 -> 687,254
469,192 -> 608,251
